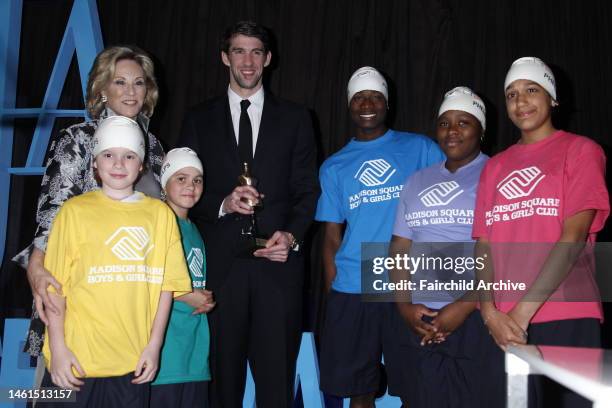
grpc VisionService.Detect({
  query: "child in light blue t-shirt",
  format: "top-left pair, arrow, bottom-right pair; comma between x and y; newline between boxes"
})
151,148 -> 215,408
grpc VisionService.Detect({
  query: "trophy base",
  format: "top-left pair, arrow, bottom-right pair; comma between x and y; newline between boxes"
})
236,235 -> 269,258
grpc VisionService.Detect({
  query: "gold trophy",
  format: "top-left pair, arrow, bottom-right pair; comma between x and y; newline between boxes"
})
238,162 -> 268,256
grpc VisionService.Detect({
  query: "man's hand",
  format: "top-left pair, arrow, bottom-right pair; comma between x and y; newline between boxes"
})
221,186 -> 261,215
253,231 -> 293,262
27,248 -> 62,325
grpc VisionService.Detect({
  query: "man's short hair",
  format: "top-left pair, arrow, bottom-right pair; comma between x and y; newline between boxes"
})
220,21 -> 271,53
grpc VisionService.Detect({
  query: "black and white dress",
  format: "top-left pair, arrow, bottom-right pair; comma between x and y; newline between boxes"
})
12,109 -> 165,356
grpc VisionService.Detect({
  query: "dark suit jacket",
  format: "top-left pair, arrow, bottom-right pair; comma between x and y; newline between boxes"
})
178,92 -> 319,290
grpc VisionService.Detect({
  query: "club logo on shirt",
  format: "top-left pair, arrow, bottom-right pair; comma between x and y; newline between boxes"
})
354,159 -> 396,186
105,227 -> 154,261
187,248 -> 204,278
497,166 -> 545,200
418,181 -> 464,207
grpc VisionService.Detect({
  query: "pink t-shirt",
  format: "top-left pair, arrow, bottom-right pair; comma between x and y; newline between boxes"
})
473,130 -> 609,323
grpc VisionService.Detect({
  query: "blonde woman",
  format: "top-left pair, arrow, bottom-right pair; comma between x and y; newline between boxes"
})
14,45 -> 165,357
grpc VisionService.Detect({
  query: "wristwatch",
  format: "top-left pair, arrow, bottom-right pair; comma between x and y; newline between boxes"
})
288,233 -> 300,252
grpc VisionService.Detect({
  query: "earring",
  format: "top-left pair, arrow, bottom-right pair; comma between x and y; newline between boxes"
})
101,94 -> 108,103
480,133 -> 485,142
551,100 -> 559,107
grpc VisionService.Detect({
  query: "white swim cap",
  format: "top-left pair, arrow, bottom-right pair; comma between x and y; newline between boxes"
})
504,57 -> 556,101
92,116 -> 145,161
347,66 -> 388,105
161,147 -> 203,188
438,86 -> 486,130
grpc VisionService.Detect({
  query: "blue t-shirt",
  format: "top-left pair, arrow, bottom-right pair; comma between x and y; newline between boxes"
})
392,152 -> 488,308
316,129 -> 445,293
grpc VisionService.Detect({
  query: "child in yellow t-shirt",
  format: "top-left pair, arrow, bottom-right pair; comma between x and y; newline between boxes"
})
41,116 -> 192,408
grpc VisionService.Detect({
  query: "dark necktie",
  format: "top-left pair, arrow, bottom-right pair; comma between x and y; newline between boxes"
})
239,99 -> 253,167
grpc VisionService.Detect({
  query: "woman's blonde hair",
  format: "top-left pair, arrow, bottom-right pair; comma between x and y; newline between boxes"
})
86,45 -> 159,118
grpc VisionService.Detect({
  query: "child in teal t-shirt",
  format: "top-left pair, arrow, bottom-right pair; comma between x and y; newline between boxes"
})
151,148 -> 215,408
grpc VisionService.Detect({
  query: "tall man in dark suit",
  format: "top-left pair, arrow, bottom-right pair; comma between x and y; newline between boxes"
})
178,21 -> 319,407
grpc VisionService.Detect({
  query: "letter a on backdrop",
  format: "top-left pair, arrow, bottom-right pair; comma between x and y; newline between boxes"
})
0,0 -> 103,264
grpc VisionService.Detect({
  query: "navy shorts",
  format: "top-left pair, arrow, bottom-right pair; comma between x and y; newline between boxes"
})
319,290 -> 389,398
39,370 -> 150,408
384,306 -> 488,407
150,380 -> 209,408
479,317 -> 601,408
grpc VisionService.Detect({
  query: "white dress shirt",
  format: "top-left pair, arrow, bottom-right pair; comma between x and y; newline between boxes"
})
220,86 -> 265,217
227,85 -> 264,156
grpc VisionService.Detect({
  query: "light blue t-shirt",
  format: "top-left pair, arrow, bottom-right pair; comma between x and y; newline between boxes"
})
316,129 -> 445,293
392,152 -> 488,308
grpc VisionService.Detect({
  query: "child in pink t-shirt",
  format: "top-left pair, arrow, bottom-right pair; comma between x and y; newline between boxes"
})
473,57 -> 609,408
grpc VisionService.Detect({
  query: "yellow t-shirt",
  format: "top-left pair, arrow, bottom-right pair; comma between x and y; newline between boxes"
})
42,190 -> 192,377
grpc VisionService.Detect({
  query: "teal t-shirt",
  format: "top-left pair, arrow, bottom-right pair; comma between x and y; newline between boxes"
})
153,217 -> 211,385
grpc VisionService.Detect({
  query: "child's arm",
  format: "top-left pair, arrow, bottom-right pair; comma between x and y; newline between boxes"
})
508,210 -> 595,331
46,293 -> 86,390
132,290 -> 172,384
176,289 -> 216,314
477,237 -> 527,350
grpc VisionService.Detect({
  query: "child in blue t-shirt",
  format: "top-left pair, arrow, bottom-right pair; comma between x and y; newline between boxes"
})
316,66 -> 444,406
151,148 -> 215,408
386,87 -> 489,407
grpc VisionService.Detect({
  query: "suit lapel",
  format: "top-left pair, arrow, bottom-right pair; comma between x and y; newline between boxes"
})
254,91 -> 279,172
220,96 -> 241,167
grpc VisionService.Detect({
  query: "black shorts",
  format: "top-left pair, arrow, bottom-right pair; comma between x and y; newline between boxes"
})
530,318 -> 601,408
39,370 -> 149,408
319,290 -> 389,398
384,306 -> 488,407
150,381 -> 209,408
